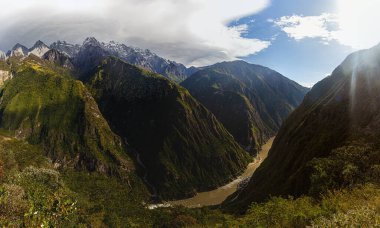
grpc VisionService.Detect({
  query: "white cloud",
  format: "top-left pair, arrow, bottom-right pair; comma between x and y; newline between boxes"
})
273,13 -> 338,41
0,0 -> 270,66
273,0 -> 380,50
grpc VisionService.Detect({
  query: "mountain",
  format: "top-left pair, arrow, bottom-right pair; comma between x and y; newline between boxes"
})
86,57 -> 251,199
51,37 -> 197,82
7,43 -> 29,57
0,55 -> 132,176
181,60 -> 309,154
102,40 -> 197,82
42,49 -> 74,69
29,40 -> 50,57
223,44 -> 380,212
3,41 -> 50,58
50,40 -> 81,57
73,37 -> 110,80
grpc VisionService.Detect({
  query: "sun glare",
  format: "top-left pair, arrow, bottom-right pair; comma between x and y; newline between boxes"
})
336,0 -> 380,49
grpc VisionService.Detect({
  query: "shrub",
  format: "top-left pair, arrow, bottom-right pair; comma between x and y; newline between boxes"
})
15,167 -> 79,227
171,214 -> 198,228
312,206 -> 380,227
0,184 -> 28,227
0,159 -> 3,179
233,196 -> 322,228
308,143 -> 380,195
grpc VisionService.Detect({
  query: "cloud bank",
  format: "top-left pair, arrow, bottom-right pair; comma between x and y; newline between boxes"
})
0,0 -> 270,66
273,0 -> 380,50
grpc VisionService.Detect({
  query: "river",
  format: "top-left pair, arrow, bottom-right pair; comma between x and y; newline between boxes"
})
148,137 -> 274,209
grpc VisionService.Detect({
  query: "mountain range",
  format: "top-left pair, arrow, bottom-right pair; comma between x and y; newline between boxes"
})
0,38 -> 309,200
0,39 -> 308,202
2,37 -> 379,227
223,43 -> 380,213
2,38 -> 197,82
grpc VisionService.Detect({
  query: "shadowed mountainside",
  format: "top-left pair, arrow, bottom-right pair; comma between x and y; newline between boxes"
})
223,44 -> 380,212
181,60 -> 308,154
87,57 -> 251,199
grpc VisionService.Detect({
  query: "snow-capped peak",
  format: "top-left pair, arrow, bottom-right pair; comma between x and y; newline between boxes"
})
50,41 -> 80,58
8,43 -> 29,57
83,37 -> 101,47
29,40 -> 50,57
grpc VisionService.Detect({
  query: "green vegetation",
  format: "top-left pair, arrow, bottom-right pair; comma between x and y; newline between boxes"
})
1,49 -> 379,227
0,134 -> 79,227
181,61 -> 308,154
308,141 -> 380,196
0,57 -> 132,175
181,69 -> 273,154
228,185 -> 380,228
1,133 -> 378,228
0,131 -> 150,227
223,43 -> 380,213
87,57 -> 251,199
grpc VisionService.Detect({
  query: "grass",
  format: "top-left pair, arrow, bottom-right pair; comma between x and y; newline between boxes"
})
0,57 -> 132,176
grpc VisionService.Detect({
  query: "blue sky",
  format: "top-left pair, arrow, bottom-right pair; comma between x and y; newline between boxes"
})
233,0 -> 354,87
1,0 -> 379,87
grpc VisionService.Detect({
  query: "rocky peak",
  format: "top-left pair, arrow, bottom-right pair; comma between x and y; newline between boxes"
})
29,40 -> 50,57
8,43 -> 29,57
31,40 -> 48,49
50,40 -> 80,57
42,49 -> 74,69
83,37 -> 101,47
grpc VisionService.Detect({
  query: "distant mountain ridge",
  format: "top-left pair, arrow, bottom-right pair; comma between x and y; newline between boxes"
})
1,37 -> 197,82
182,60 -> 309,154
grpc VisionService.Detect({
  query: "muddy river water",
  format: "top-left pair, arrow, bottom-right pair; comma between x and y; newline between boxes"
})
149,137 -> 274,209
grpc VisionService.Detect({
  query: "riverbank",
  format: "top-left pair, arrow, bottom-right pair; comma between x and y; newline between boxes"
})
148,137 -> 275,209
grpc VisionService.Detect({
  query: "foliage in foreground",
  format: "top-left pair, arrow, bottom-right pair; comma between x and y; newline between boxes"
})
227,185 -> 380,228
1,132 -> 380,227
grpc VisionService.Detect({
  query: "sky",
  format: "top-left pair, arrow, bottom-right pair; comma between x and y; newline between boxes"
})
0,0 -> 379,87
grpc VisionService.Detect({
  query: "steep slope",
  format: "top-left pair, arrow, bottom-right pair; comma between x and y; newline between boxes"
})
181,61 -> 308,154
223,44 -> 380,212
0,56 -> 132,176
87,57 -> 251,199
